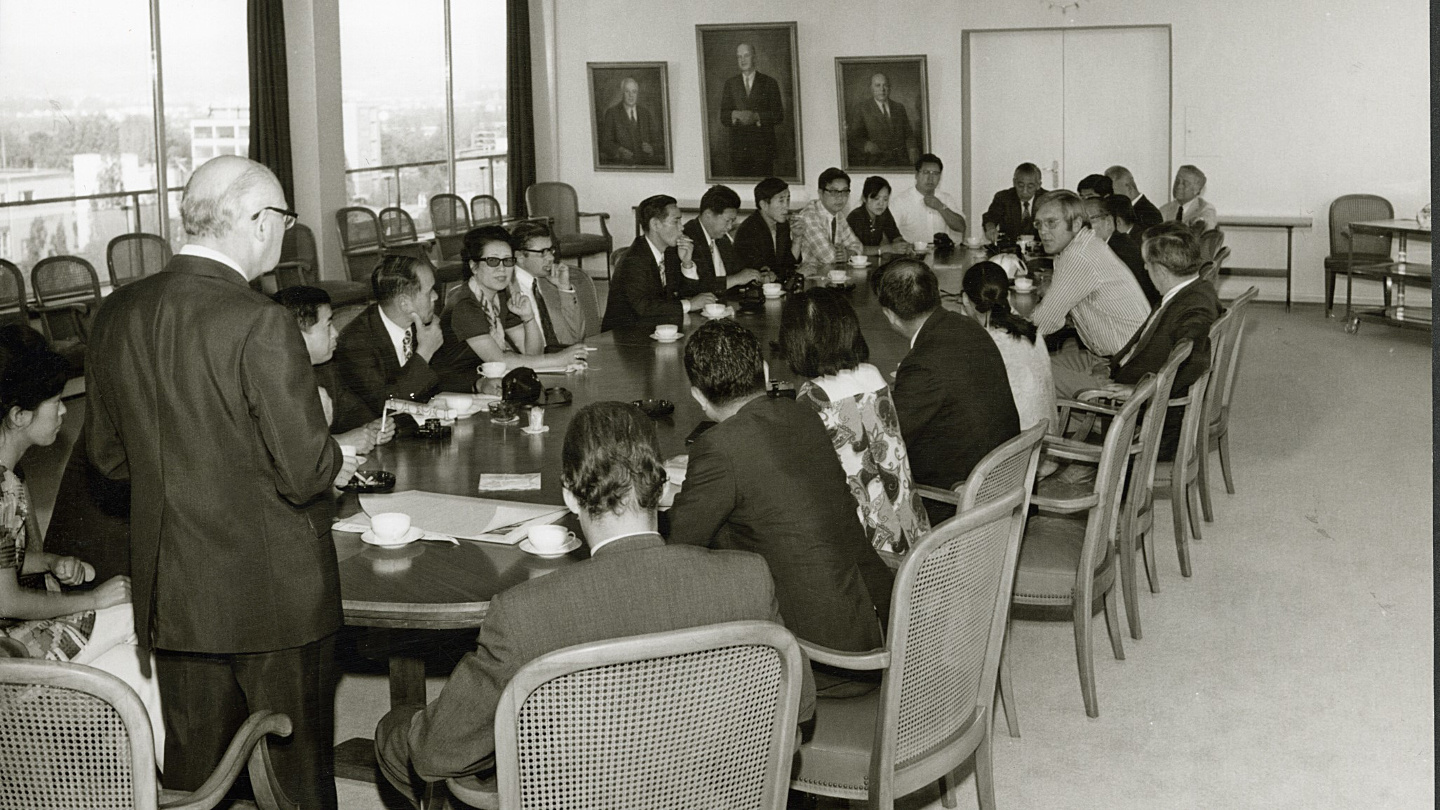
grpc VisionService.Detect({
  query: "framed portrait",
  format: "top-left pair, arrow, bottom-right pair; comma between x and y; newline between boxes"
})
588,62 -> 673,172
695,22 -> 803,184
835,56 -> 930,172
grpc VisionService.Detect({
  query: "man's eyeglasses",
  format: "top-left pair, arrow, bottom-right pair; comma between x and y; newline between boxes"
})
472,256 -> 517,268
823,186 -> 851,196
517,247 -> 556,258
252,206 -> 297,230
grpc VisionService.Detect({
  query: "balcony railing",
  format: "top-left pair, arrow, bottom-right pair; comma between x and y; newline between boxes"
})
343,153 -> 508,213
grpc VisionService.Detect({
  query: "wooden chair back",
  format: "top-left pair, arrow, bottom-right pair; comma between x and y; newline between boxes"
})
525,182 -> 581,237
30,256 -> 100,308
470,194 -> 503,225
379,206 -> 419,245
1328,194 -> 1393,258
430,193 -> 472,235
0,259 -> 30,327
105,233 -> 172,288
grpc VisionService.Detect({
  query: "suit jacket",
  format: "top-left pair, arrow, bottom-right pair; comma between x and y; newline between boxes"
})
984,187 -> 1048,239
374,533 -> 816,786
669,396 -> 894,653
535,271 -> 601,345
679,217 -> 739,297
1109,231 -> 1161,306
315,361 -> 373,434
719,71 -> 784,174
1131,194 -> 1164,232
333,304 -> 442,422
846,98 -> 915,167
893,308 -> 1021,490
733,211 -> 796,280
597,102 -> 664,166
600,235 -> 686,332
85,254 -> 343,653
1158,197 -> 1218,232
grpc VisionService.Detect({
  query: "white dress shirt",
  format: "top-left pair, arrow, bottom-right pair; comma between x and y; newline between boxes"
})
377,306 -> 412,367
178,244 -> 247,282
889,185 -> 963,243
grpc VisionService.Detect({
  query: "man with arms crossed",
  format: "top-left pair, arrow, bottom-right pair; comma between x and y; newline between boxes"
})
375,401 -> 815,805
85,155 -> 358,808
889,153 -> 967,245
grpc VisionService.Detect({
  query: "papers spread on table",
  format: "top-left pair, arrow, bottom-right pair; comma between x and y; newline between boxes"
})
345,490 -> 566,544
478,473 -> 541,491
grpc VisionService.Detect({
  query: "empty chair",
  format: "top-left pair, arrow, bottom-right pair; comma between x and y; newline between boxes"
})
430,193 -> 472,235
274,223 -> 371,308
525,182 -> 613,278
0,259 -> 31,328
789,425 -> 1043,810
0,658 -> 296,810
1198,286 -> 1259,520
1325,194 -> 1393,317
442,621 -> 804,810
105,233 -> 172,288
379,206 -> 420,245
336,206 -> 385,282
470,194 -> 503,225
31,256 -> 100,372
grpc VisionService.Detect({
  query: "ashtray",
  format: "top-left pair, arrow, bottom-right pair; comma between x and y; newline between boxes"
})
633,398 -> 675,417
338,470 -> 396,494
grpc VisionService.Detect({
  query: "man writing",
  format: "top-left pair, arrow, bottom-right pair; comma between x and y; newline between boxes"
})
984,162 -> 1047,241
601,194 -> 716,331
889,153 -> 967,244
719,43 -> 784,176
598,77 -> 663,166
733,177 -> 797,281
85,155 -> 358,808
846,72 -> 916,167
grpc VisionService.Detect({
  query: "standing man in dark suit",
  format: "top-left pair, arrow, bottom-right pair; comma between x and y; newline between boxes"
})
733,177 -> 797,281
719,42 -> 784,177
668,320 -> 893,668
984,162 -> 1047,242
597,77 -> 664,166
1105,165 -> 1165,232
332,253 -> 443,423
85,156 -> 358,808
374,401 -> 815,804
874,260 -> 1020,523
846,72 -> 917,168
601,195 -> 717,332
679,184 -> 764,297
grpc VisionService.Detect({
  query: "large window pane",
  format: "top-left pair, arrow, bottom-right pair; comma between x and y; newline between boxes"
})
451,0 -> 507,212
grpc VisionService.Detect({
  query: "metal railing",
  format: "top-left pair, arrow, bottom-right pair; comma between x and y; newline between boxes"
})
343,152 -> 508,210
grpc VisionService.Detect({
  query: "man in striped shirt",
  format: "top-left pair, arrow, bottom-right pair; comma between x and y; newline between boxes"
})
1028,190 -> 1150,397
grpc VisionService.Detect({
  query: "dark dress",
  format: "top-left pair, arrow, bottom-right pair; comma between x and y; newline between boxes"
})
432,283 -> 522,392
846,207 -> 902,248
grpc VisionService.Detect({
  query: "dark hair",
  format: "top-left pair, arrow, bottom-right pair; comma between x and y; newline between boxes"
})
637,194 -> 676,234
0,325 -> 69,419
1103,194 -> 1135,227
860,175 -> 891,200
561,401 -> 666,519
915,153 -> 943,173
509,219 -> 552,249
962,261 -> 1038,344
871,258 -> 939,320
1142,225 -> 1202,277
271,285 -> 331,330
682,319 -> 766,406
1014,162 -> 1042,180
460,225 -> 514,281
1077,173 -> 1114,197
778,287 -> 870,378
371,253 -> 427,303
817,167 -> 850,193
698,185 -> 741,215
753,177 -> 788,207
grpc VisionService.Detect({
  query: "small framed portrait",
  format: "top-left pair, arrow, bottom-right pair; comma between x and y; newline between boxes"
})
695,22 -> 803,184
587,62 -> 673,172
835,56 -> 930,172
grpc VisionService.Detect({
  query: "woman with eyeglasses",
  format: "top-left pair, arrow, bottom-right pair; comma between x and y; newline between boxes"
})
845,176 -> 907,257
432,225 -> 590,392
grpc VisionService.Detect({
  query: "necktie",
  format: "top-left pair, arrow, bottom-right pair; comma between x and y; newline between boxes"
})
882,102 -> 890,120
712,238 -> 726,277
402,326 -> 413,363
532,286 -> 556,348
830,216 -> 837,244
745,74 -> 752,94
629,108 -> 636,125
1022,200 -> 1030,225
1174,205 -> 1184,222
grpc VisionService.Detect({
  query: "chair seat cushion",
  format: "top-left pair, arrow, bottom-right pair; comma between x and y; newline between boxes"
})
1016,515 -> 1091,601
792,689 -> 881,798
555,233 -> 611,258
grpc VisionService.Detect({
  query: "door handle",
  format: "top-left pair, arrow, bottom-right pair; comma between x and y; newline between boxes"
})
1051,160 -> 1060,189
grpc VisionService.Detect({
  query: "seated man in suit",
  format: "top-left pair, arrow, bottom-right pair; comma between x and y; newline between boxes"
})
1159,164 -> 1219,231
733,177 -> 797,281
845,72 -> 917,168
1083,196 -> 1160,306
1077,173 -> 1114,199
983,162 -> 1046,242
668,320 -> 893,688
888,153 -> 967,245
510,220 -> 601,348
1105,165 -> 1165,231
332,253 -> 443,424
1054,223 -> 1219,459
873,260 -> 1020,524
597,77 -> 663,166
791,167 -> 864,272
601,194 -> 717,332
374,400 -> 816,805
679,184 -> 764,297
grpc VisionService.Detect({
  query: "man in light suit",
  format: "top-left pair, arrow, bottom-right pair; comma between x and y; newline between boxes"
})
332,253 -> 443,423
679,184 -> 764,298
85,156 -> 358,808
1159,164 -> 1219,231
846,72 -> 917,168
984,162 -> 1047,241
510,220 -> 601,347
374,401 -> 816,806
597,77 -> 664,166
719,42 -> 785,177
600,194 -> 716,332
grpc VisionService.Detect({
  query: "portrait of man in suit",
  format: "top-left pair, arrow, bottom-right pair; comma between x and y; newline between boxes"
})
589,63 -> 672,172
838,58 -> 929,171
697,23 -> 802,183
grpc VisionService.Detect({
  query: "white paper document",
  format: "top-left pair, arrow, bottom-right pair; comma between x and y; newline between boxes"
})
354,490 -> 566,544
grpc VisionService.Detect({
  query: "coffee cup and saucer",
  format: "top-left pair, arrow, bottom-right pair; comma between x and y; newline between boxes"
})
362,512 -> 423,547
1013,277 -> 1035,293
520,524 -> 580,558
651,324 -> 682,343
761,282 -> 783,299
847,254 -> 868,268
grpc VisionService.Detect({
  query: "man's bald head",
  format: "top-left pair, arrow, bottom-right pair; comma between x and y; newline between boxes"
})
181,155 -> 282,240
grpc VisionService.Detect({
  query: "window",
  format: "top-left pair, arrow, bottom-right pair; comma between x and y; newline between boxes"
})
194,126 -> 213,140
217,126 -> 235,139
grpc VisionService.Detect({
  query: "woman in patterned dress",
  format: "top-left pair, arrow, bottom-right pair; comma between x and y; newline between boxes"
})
777,288 -> 929,557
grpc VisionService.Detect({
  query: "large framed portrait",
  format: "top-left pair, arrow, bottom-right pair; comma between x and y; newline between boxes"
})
695,22 -> 803,184
588,62 -> 673,172
835,56 -> 930,172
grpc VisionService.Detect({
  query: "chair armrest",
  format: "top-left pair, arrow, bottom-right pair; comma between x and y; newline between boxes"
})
1031,492 -> 1100,513
442,773 -> 500,810
160,710 -> 295,810
0,637 -> 30,657
915,483 -> 960,505
579,211 -> 612,239
1040,435 -> 1102,463
1059,396 -> 1120,417
798,639 -> 891,671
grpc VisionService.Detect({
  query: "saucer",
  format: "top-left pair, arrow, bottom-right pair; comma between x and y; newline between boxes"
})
521,424 -> 550,434
519,534 -> 580,558
650,332 -> 682,343
762,291 -> 783,299
361,526 -> 424,548
702,306 -> 736,320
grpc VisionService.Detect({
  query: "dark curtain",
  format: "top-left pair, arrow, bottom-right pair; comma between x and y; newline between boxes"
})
248,0 -> 295,203
506,0 -> 536,217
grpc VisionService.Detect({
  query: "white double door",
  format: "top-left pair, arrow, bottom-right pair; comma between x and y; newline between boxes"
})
966,26 -> 1172,217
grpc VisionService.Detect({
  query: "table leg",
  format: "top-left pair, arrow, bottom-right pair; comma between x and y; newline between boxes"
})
389,654 -> 427,708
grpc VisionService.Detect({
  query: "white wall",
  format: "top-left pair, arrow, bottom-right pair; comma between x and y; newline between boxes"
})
535,0 -> 1430,305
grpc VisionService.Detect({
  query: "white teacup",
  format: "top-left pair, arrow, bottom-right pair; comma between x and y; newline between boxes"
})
655,324 -> 679,339
965,236 -> 984,247
848,254 -> 867,267
370,512 -> 412,542
703,302 -> 727,318
435,393 -> 473,411
1014,277 -> 1035,292
914,240 -> 928,251
827,269 -> 850,284
528,524 -> 573,553
480,361 -> 507,379
762,282 -> 782,297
